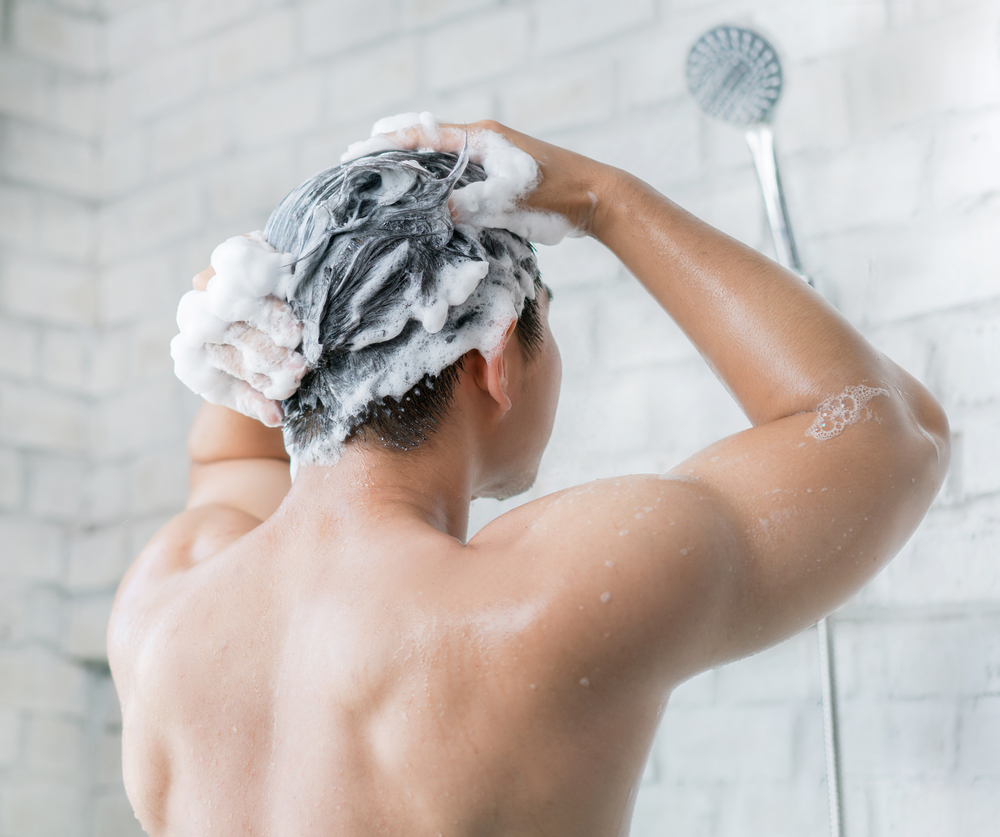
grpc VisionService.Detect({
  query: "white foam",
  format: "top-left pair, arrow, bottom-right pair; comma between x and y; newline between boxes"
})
174,117 -> 561,461
806,385 -> 890,441
170,333 -> 224,394
205,233 -> 301,342
284,250 -> 531,466
342,112 -> 576,245
171,234 -> 305,426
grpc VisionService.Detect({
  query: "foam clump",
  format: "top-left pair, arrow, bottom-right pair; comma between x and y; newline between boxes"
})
342,112 -> 576,246
170,233 -> 305,424
806,385 -> 890,441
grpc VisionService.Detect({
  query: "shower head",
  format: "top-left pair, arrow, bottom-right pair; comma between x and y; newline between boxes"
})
686,26 -> 783,127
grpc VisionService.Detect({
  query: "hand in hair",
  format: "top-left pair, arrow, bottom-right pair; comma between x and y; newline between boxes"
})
358,118 -> 612,236
171,253 -> 307,428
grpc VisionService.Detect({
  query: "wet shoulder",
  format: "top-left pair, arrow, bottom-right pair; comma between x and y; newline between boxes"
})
469,474 -> 740,685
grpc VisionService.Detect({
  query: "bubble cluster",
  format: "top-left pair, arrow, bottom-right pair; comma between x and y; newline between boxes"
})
342,111 -> 576,246
806,385 -> 890,441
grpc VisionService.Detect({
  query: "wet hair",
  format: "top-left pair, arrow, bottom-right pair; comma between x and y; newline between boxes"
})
262,150 -> 546,459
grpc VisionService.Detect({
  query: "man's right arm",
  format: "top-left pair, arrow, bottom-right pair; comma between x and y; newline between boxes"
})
589,169 -> 949,651
378,120 -> 950,676
495,123 -> 948,673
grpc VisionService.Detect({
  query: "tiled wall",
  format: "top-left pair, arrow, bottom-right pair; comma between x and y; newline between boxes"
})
0,0 -> 997,834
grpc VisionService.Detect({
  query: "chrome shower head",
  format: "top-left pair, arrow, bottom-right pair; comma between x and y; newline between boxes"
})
686,26 -> 783,127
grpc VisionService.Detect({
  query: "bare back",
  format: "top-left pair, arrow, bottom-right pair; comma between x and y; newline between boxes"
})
112,479 -> 710,837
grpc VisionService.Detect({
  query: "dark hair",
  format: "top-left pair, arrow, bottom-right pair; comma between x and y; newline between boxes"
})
263,150 -> 546,456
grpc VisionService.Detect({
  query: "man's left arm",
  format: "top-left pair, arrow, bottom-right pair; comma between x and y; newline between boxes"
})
186,401 -> 291,521
120,254 -> 302,585
174,257 -> 303,537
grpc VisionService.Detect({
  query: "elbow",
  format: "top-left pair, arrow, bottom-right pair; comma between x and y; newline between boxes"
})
901,383 -> 951,500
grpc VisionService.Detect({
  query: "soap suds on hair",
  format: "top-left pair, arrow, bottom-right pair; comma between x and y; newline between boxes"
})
342,112 -> 576,246
806,385 -> 890,441
171,116 -> 557,463
263,146 -> 544,466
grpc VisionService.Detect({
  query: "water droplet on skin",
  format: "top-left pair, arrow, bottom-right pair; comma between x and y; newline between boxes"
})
232,725 -> 237,734
680,548 -> 689,555
605,560 -> 615,568
580,678 -> 590,687
619,529 -> 629,536
529,683 -> 536,689
600,591 -> 612,604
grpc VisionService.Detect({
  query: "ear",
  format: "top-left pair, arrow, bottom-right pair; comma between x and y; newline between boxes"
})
485,320 -> 517,413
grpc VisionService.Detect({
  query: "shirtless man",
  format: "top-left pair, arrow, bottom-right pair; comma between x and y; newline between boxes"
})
108,121 -> 950,836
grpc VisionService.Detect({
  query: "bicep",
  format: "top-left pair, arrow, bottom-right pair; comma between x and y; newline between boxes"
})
497,477 -> 743,685
506,393 -> 943,682
675,400 -> 945,661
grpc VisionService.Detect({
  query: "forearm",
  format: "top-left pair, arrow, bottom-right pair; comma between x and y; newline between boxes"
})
593,172 -> 900,426
187,402 -> 289,465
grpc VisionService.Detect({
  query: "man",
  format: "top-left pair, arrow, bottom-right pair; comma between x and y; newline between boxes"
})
108,121 -> 949,836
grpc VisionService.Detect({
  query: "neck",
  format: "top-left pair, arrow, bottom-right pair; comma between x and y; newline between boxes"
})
284,436 -> 478,542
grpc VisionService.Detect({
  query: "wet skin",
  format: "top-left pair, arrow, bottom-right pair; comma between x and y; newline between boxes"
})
108,122 -> 950,836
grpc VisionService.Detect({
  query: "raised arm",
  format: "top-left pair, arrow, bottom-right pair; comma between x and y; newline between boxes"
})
115,264 -> 299,594
384,120 -> 949,673
186,401 -> 291,521
591,168 -> 949,657
183,264 -> 295,524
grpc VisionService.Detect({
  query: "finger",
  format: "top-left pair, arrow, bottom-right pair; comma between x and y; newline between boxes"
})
206,336 -> 306,400
205,289 -> 302,351
209,324 -> 307,400
193,266 -> 216,291
388,123 -> 469,154
204,342 -> 271,391
203,374 -> 284,427
222,321 -> 305,375
342,119 -> 474,164
246,294 -> 303,351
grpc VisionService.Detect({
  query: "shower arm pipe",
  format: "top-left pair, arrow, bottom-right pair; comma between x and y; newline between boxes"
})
745,123 -> 842,837
818,617 -> 845,837
744,125 -> 811,285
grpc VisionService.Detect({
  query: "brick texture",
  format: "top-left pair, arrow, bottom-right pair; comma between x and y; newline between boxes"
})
1,0 -> 997,834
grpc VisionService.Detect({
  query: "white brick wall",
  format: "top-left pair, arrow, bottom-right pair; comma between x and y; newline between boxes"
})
1,0 -> 997,834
